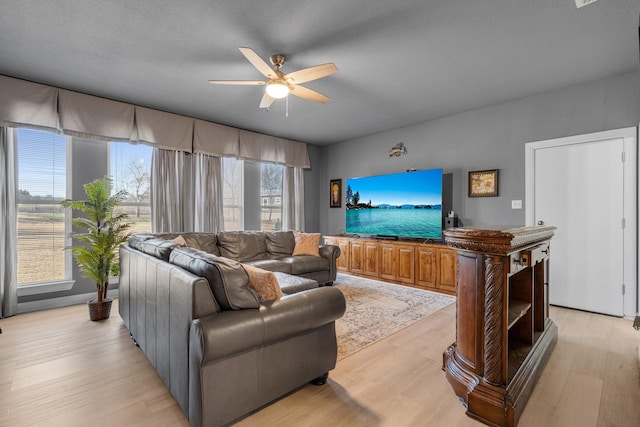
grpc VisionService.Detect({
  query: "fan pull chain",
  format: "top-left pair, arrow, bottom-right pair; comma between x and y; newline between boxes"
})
285,96 -> 289,118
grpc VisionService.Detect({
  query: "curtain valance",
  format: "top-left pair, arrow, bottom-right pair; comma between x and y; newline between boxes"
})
0,75 -> 311,167
59,89 -> 135,141
135,107 -> 194,152
0,76 -> 58,131
193,119 -> 239,157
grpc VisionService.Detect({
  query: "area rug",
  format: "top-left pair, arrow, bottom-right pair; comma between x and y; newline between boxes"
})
334,273 -> 456,360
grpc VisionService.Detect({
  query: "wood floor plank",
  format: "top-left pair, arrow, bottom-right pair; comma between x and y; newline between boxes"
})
1,299 -> 639,427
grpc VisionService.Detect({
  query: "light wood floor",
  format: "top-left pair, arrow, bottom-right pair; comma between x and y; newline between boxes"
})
1,301 -> 639,427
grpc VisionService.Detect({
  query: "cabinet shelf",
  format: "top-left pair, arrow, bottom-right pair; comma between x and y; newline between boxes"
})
507,299 -> 531,329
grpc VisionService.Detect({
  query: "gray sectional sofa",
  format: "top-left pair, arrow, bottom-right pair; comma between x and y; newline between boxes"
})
118,231 -> 346,427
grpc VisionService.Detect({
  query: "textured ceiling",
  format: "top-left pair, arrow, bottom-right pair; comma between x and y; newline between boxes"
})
0,0 -> 638,145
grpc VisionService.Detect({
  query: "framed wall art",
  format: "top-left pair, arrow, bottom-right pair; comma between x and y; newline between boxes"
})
330,179 -> 342,208
468,169 -> 498,197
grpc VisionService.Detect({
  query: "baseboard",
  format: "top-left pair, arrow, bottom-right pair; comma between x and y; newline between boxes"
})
17,289 -> 119,314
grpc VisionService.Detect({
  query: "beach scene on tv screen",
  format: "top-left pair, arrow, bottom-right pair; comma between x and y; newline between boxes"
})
345,169 -> 442,239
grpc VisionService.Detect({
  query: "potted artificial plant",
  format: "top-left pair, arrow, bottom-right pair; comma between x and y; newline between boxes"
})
62,177 -> 132,321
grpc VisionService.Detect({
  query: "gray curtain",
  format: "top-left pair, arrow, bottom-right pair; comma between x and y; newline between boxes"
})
193,153 -> 224,232
282,166 -> 305,231
0,127 -> 18,317
150,148 -> 193,233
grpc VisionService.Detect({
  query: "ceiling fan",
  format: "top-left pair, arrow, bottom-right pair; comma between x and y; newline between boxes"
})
208,47 -> 338,109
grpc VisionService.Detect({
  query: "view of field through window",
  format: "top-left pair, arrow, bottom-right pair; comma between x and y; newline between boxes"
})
16,131 -> 152,285
17,133 -> 283,285
17,129 -> 67,285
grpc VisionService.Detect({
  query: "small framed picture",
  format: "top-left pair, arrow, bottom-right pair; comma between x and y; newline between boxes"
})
330,179 -> 342,208
469,169 -> 498,197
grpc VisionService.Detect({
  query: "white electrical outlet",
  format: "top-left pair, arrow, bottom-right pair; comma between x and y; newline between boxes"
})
512,200 -> 522,209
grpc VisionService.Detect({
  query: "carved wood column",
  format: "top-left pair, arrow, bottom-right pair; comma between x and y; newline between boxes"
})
483,254 -> 504,386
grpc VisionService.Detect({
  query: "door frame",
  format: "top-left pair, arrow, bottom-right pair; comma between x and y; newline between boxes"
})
524,127 -> 637,318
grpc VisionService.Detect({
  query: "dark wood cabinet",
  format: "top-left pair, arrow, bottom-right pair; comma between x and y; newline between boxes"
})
442,226 -> 557,427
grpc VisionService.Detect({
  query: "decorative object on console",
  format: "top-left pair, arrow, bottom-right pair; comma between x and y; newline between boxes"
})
468,169 -> 499,197
61,177 -> 132,321
388,142 -> 407,157
330,178 -> 342,208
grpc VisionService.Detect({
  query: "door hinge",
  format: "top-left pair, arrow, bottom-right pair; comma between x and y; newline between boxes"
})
622,284 -> 625,295
622,218 -> 626,229
622,152 -> 625,162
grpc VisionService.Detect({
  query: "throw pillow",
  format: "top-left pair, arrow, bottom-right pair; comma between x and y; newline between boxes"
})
292,231 -> 320,256
242,264 -> 283,301
172,235 -> 187,246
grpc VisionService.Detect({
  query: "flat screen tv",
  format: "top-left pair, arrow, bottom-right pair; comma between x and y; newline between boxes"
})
345,169 -> 443,240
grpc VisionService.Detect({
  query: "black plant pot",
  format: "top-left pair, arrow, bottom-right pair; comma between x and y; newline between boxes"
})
88,298 -> 113,321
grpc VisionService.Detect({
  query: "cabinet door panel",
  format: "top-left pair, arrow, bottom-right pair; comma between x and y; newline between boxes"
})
350,242 -> 364,274
379,244 -> 396,281
336,240 -> 350,271
416,246 -> 437,288
438,249 -> 457,292
396,245 -> 415,284
363,242 -> 379,277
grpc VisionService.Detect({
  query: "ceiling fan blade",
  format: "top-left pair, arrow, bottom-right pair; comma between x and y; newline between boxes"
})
239,47 -> 276,78
285,63 -> 338,84
290,85 -> 330,103
208,80 -> 265,85
259,92 -> 276,109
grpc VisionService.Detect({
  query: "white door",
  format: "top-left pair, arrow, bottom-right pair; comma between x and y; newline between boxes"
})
525,128 -> 636,317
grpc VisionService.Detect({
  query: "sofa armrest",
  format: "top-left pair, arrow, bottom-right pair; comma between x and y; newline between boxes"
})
318,244 -> 341,283
191,286 -> 346,365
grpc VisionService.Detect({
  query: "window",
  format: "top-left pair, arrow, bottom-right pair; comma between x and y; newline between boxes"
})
16,128 -> 69,285
260,163 -> 283,231
222,159 -> 283,231
223,157 -> 244,230
110,142 -> 152,234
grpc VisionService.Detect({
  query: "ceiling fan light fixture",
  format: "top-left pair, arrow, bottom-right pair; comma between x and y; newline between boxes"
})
266,82 -> 289,99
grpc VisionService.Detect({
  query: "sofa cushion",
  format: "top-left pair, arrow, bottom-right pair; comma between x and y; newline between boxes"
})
217,231 -> 268,262
243,259 -> 291,274
136,238 -> 183,261
169,247 -> 260,310
265,231 -> 295,258
279,255 -> 330,275
128,233 -> 155,250
242,264 -> 283,301
273,272 -> 319,294
292,232 -> 321,256
154,232 -> 220,255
